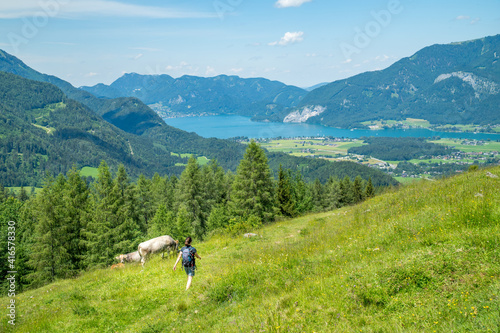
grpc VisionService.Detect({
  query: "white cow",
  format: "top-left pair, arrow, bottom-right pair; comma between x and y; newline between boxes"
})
138,235 -> 179,267
115,251 -> 141,264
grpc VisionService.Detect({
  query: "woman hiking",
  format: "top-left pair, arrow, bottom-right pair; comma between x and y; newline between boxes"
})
173,237 -> 201,290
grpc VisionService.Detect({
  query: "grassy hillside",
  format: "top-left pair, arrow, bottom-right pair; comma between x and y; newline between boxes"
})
2,167 -> 499,332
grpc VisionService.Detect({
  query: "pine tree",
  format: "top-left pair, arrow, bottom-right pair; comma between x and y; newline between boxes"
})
175,156 -> 204,239
229,141 -> 275,223
136,174 -> 153,233
365,177 -> 375,198
148,204 -> 176,238
339,176 -> 353,207
18,186 -> 29,202
110,165 -> 142,255
63,166 -> 90,271
324,177 -> 341,210
352,175 -> 364,204
293,172 -> 313,214
277,164 -> 296,217
29,175 -> 73,284
176,205 -> 194,240
83,161 -> 114,267
311,178 -> 326,211
206,204 -> 229,232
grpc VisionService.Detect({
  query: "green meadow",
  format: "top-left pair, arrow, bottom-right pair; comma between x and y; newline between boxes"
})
260,139 -> 366,159
2,167 -> 499,332
79,167 -> 99,178
171,152 -> 210,166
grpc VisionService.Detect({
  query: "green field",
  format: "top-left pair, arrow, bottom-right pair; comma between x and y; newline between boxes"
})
172,153 -> 210,167
361,118 -> 432,130
3,167 -> 499,332
79,167 -> 99,178
5,186 -> 42,195
432,139 -> 500,153
261,139 -> 366,160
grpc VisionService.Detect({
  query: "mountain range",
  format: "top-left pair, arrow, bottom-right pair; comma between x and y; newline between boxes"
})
285,34 -> 500,128
81,73 -> 307,119
0,50 -> 396,187
78,35 -> 500,129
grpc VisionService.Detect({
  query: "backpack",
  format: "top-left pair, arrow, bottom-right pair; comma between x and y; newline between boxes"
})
181,246 -> 195,267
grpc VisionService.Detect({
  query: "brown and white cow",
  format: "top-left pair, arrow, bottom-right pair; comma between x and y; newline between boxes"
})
137,235 -> 179,267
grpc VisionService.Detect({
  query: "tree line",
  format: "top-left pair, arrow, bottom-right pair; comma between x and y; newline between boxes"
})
0,141 -> 376,292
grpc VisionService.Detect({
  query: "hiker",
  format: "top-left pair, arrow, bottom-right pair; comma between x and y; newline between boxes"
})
173,237 -> 201,290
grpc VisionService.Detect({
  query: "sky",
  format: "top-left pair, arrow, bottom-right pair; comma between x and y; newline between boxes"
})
0,0 -> 499,88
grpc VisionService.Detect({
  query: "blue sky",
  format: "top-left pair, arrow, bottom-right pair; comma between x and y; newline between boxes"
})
0,0 -> 499,88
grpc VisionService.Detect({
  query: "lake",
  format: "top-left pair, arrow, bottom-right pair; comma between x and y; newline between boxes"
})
164,115 -> 500,141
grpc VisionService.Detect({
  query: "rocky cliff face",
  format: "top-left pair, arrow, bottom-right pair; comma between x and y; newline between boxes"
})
283,105 -> 326,123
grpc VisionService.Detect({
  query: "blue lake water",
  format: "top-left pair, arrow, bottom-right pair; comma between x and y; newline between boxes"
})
164,115 -> 500,141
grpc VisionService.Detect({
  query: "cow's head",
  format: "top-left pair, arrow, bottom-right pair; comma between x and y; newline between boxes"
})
115,254 -> 126,263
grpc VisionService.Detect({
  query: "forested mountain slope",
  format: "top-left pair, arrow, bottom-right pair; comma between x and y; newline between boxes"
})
280,34 -> 500,128
81,73 -> 307,118
0,71 -> 186,186
0,69 -> 396,187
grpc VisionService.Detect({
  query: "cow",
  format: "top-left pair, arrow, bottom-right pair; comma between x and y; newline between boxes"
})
138,235 -> 179,267
111,263 -> 125,270
115,251 -> 141,264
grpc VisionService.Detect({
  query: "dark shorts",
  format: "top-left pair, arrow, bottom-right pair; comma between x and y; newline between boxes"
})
184,266 -> 196,276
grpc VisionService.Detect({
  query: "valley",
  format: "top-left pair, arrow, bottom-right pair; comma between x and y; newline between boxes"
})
260,137 -> 500,181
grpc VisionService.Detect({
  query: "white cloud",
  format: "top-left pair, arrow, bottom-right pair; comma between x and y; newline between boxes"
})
130,47 -> 161,52
230,68 -> 244,73
0,0 -> 216,19
470,18 -> 480,24
133,53 -> 143,60
269,31 -> 304,46
455,15 -> 470,20
205,66 -> 217,76
275,0 -> 312,8
84,72 -> 99,77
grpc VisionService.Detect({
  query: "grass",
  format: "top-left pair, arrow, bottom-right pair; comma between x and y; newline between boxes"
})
5,187 -> 42,195
361,118 -> 431,129
171,152 -> 210,166
432,139 -> 500,153
2,167 -> 500,332
260,139 -> 366,160
79,167 -> 99,178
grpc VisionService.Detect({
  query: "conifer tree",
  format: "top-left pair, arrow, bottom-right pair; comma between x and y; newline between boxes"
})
229,141 -> 275,223
176,205 -> 194,240
136,174 -> 154,232
18,186 -> 29,202
311,178 -> 326,211
29,175 -> 73,284
352,175 -> 364,204
206,204 -> 229,232
84,161 -> 114,267
148,204 -> 176,238
324,177 -> 341,210
176,156 -> 205,238
277,164 -> 296,217
365,177 -> 375,198
339,176 -> 354,206
293,172 -> 313,214
110,165 -> 142,255
63,166 -> 90,270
